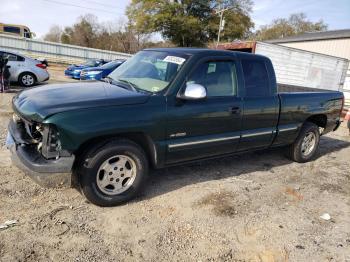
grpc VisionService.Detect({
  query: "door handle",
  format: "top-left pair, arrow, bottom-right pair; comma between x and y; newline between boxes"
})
229,106 -> 241,114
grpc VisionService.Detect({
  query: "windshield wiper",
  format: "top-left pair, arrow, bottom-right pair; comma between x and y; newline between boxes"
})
104,77 -> 150,93
103,76 -> 134,91
117,79 -> 138,92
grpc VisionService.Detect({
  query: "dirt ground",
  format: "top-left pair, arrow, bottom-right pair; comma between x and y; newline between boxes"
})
0,66 -> 349,262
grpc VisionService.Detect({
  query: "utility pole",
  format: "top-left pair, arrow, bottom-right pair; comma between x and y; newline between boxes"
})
215,6 -> 231,48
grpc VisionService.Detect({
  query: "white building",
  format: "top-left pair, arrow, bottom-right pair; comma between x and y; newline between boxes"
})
268,29 -> 350,108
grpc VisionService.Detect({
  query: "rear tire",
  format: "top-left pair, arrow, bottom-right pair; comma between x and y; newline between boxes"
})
19,72 -> 36,87
78,139 -> 149,207
286,122 -> 320,163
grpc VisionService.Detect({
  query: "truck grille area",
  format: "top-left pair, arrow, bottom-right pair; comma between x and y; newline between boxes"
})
9,117 -> 42,145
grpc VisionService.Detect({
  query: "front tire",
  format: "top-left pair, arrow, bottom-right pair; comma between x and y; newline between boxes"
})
78,139 -> 149,207
19,72 -> 36,87
286,122 -> 320,163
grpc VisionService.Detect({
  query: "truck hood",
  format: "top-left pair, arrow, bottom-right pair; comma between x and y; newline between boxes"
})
13,81 -> 150,122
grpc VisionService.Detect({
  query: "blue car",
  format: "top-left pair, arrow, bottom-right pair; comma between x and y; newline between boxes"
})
64,59 -> 109,79
80,60 -> 125,81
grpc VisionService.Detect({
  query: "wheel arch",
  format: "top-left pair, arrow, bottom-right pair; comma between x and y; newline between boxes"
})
304,114 -> 327,128
74,132 -> 158,169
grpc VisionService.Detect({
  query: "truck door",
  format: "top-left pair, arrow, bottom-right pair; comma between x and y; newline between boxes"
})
238,57 -> 279,151
166,58 -> 242,164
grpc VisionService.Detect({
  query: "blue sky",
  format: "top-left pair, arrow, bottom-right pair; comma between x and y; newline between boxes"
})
1,0 -> 350,38
252,0 -> 350,29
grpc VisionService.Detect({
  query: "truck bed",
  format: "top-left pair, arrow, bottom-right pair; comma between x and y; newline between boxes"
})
279,91 -> 343,132
278,83 -> 334,93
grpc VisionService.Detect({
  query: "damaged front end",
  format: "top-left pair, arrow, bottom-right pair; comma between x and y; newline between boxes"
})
6,113 -> 75,188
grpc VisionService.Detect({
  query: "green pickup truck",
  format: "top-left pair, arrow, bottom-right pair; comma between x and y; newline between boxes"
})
6,48 -> 344,206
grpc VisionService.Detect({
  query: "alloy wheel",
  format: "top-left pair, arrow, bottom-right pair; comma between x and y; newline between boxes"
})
96,155 -> 137,195
301,132 -> 316,157
22,74 -> 34,86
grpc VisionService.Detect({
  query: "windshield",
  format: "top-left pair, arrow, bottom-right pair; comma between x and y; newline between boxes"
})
109,51 -> 187,93
84,59 -> 99,67
101,60 -> 123,69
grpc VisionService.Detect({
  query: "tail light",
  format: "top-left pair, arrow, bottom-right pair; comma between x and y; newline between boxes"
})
36,63 -> 47,69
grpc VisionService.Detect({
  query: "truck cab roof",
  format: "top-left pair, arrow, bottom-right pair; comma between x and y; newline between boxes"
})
144,47 -> 269,61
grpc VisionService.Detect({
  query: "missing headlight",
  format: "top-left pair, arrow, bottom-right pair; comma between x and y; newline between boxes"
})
41,124 -> 61,159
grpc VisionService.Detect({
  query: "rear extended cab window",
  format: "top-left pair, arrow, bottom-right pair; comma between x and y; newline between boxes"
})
241,59 -> 270,97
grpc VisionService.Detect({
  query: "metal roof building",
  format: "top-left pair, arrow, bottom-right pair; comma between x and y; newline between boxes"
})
267,29 -> 350,44
267,29 -> 350,108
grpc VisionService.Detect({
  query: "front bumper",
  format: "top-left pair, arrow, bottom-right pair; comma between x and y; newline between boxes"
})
65,70 -> 81,79
6,123 -> 75,188
80,74 -> 101,81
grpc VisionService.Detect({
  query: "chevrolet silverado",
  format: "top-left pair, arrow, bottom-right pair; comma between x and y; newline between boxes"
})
6,48 -> 344,206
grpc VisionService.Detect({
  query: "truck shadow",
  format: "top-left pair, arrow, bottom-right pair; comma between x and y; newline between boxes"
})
136,135 -> 350,202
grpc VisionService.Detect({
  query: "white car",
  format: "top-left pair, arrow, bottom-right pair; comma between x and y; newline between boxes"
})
0,49 -> 49,87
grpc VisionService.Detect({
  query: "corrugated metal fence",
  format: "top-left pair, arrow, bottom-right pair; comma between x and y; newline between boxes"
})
0,34 -> 132,64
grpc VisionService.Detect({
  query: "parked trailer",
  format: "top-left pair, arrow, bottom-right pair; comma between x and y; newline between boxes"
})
217,41 -> 349,94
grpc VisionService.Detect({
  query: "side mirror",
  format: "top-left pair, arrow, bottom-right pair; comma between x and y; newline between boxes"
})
178,83 -> 207,100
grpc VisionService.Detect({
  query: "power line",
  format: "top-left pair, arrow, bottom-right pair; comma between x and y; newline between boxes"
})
82,0 -> 120,9
39,0 -> 125,16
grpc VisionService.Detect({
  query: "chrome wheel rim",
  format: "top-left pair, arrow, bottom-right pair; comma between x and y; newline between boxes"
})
301,132 -> 316,157
22,75 -> 34,86
96,155 -> 137,195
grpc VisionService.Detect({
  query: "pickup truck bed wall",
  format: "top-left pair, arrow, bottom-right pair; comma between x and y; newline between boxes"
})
278,84 -> 325,93
274,92 -> 343,146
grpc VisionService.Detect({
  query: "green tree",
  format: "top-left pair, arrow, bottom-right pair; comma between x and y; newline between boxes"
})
60,14 -> 99,47
126,0 -> 254,47
254,13 -> 328,41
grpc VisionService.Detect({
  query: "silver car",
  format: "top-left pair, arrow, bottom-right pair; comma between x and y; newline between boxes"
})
0,49 -> 49,87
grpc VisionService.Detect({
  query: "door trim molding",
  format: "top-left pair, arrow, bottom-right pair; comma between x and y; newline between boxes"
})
278,125 -> 299,132
168,135 -> 240,149
241,130 -> 272,138
169,125 -> 299,150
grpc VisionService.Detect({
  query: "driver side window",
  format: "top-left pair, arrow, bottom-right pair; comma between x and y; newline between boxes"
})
187,61 -> 238,97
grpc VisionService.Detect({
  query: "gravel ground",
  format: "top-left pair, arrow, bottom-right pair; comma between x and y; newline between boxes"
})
0,67 -> 349,261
